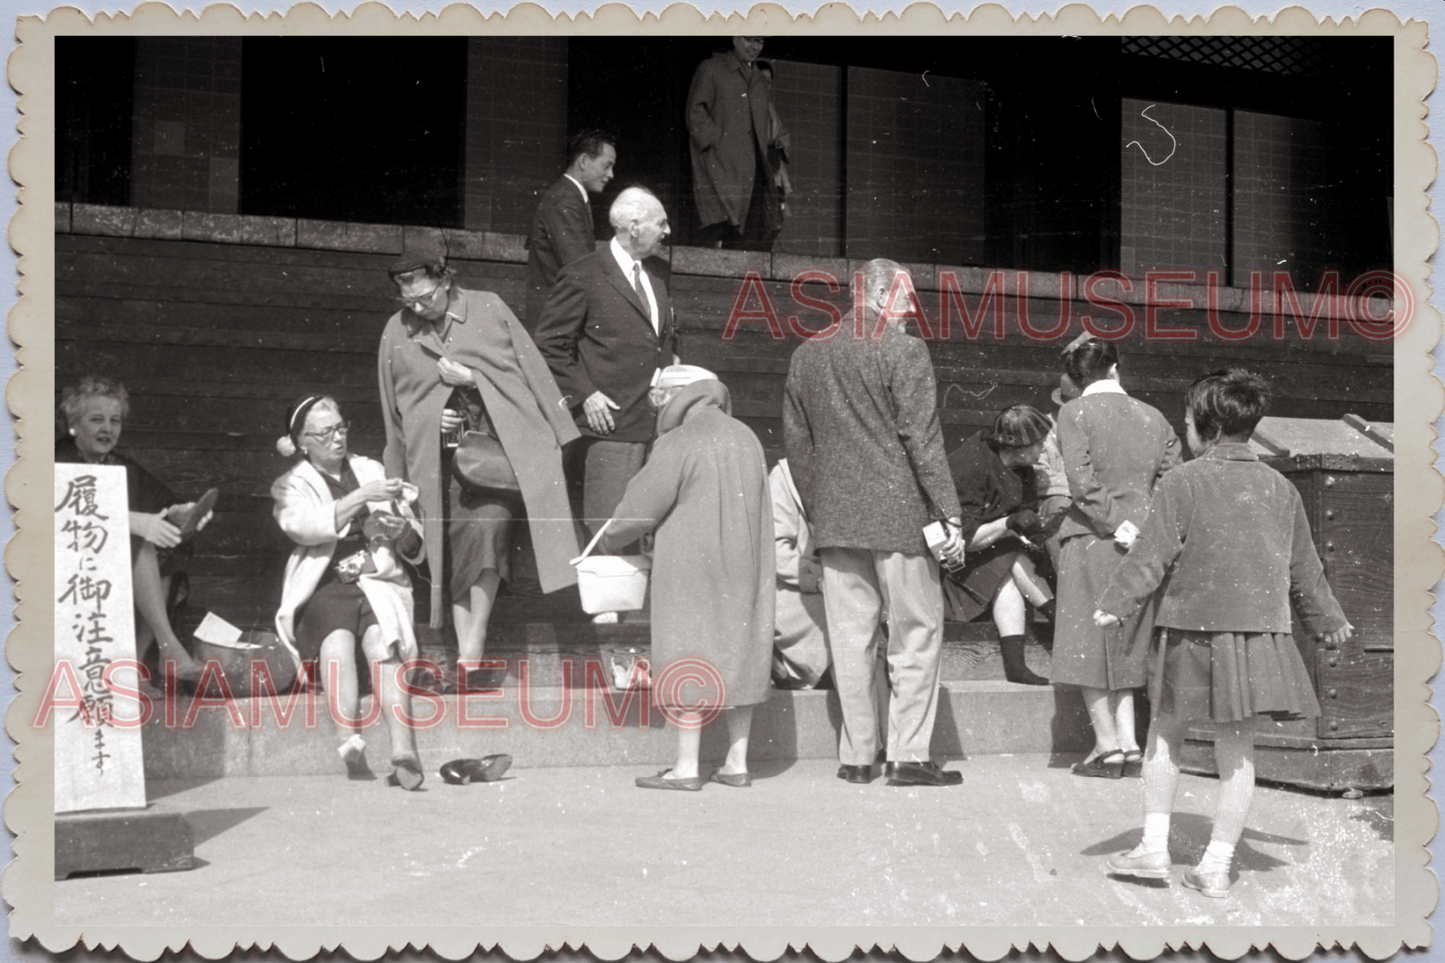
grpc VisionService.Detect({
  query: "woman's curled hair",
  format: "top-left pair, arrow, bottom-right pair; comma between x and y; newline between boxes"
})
59,375 -> 129,433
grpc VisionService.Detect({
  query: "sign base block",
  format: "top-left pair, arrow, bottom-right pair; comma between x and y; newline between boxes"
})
55,807 -> 195,880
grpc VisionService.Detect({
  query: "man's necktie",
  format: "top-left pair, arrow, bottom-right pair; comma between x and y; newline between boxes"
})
631,262 -> 648,311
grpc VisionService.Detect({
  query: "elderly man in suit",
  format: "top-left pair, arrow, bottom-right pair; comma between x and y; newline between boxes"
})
686,36 -> 783,251
536,187 -> 679,614
524,129 -> 617,332
783,258 -> 968,787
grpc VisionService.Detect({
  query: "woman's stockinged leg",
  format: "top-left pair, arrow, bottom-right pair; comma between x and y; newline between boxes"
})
132,543 -> 199,676
321,630 -> 363,732
1010,557 -> 1053,608
718,706 -> 754,776
362,627 -> 419,764
454,569 -> 502,668
1113,689 -> 1141,756
671,711 -> 704,780
1079,686 -> 1119,761
992,579 -> 1027,637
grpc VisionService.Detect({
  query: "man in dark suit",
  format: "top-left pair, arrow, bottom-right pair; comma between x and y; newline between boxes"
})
783,258 -> 967,787
524,129 -> 617,332
535,187 -> 679,614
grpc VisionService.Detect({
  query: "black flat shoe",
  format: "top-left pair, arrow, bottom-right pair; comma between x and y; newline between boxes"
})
887,761 -> 963,787
1071,750 -> 1125,779
837,764 -> 874,785
440,754 -> 513,785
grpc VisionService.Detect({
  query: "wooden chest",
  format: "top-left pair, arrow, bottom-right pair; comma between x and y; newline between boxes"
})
1179,415 -> 1394,792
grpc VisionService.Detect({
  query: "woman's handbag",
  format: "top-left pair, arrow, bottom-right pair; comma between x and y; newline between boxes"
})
451,409 -> 521,497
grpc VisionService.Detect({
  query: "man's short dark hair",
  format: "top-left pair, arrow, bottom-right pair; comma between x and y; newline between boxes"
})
1186,368 -> 1272,441
568,129 -> 616,167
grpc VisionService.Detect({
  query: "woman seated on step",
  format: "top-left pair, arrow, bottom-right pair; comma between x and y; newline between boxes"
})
271,394 -> 428,790
56,375 -> 216,682
942,404 -> 1058,686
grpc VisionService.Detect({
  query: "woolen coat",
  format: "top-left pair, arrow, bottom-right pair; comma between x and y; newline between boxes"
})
525,175 -> 595,332
1050,383 -> 1181,689
602,380 -> 774,708
782,323 -> 961,556
686,50 -> 775,231
379,287 -> 581,626
534,247 -> 678,444
271,455 -> 424,666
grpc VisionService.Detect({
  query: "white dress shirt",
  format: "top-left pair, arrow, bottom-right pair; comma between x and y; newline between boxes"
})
609,237 -> 659,334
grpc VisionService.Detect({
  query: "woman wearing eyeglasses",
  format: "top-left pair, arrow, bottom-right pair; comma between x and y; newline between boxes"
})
272,394 -> 428,789
378,245 -> 580,691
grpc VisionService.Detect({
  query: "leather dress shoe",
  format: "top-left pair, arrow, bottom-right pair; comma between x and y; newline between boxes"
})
1182,865 -> 1232,898
440,754 -> 513,785
1105,848 -> 1170,879
887,760 -> 963,787
836,764 -> 875,785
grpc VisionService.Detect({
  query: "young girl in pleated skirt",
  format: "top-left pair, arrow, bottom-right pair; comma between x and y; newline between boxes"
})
1092,369 -> 1352,898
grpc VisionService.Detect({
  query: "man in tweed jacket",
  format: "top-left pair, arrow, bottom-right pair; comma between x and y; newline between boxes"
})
783,258 -> 967,787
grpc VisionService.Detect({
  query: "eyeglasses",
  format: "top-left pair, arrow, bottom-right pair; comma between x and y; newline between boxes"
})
394,283 -> 445,311
304,422 -> 351,444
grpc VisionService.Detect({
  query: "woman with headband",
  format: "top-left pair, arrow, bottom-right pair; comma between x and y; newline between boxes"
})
271,394 -> 428,790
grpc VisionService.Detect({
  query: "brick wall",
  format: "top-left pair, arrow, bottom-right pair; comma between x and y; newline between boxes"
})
130,38 -> 243,213
463,37 -> 569,234
1233,110 -> 1335,287
1119,99 -> 1227,279
768,60 -> 844,259
845,67 -> 987,265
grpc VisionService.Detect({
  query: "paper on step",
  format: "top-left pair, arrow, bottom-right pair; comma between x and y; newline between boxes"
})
193,612 -> 259,649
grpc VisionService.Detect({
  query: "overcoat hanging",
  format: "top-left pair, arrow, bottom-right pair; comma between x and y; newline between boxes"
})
379,288 -> 581,626
686,50 -> 776,230
602,380 -> 774,708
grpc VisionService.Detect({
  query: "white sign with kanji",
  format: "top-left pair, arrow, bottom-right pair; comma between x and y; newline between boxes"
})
54,463 -> 147,813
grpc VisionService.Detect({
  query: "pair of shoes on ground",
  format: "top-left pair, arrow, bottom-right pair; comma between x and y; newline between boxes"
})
439,754 -> 513,785
1106,848 -> 1232,898
635,768 -> 752,791
836,760 -> 963,787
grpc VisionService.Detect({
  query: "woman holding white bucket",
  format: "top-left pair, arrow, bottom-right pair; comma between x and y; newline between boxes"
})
600,365 -> 774,790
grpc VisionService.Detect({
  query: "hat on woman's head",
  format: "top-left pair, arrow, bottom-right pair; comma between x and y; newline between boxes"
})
276,394 -> 324,457
389,239 -> 447,278
653,364 -> 718,389
988,404 -> 1051,450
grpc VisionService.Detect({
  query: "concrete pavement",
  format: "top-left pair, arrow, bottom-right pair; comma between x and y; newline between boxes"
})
54,755 -> 1393,929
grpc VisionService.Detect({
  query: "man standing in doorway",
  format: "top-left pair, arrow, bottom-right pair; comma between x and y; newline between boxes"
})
524,129 -> 617,333
783,258 -> 967,787
535,187 -> 679,622
686,36 -> 783,250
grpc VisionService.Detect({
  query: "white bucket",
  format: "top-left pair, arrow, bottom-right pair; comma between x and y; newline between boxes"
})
570,520 -> 652,614
574,554 -> 652,613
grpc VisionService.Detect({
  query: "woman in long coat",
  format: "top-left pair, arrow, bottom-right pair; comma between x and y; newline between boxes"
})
602,366 -> 774,790
1052,336 -> 1181,778
379,250 -> 580,684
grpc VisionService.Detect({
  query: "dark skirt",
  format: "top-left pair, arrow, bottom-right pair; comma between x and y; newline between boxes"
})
942,542 -> 1021,622
1150,628 -> 1322,725
1051,534 -> 1156,690
293,579 -> 377,663
442,451 -> 516,602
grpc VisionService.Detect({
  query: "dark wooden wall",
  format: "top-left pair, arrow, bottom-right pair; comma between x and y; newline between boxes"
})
56,231 -> 1393,632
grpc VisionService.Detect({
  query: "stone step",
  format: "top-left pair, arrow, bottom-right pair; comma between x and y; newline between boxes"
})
408,623 -> 1053,686
138,679 -> 1090,781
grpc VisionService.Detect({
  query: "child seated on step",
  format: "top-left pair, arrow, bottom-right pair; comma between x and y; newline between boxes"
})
1092,368 -> 1352,899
